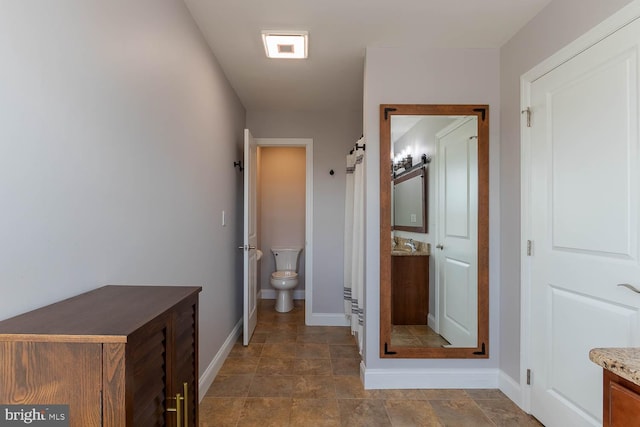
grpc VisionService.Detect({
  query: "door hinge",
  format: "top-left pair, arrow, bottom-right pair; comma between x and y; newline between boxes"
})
526,369 -> 532,385
521,107 -> 531,127
527,240 -> 532,256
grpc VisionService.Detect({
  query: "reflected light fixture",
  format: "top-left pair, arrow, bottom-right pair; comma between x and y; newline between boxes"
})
261,30 -> 308,59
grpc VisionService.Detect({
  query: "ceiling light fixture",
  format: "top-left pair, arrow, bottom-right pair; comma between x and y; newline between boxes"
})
261,30 -> 308,59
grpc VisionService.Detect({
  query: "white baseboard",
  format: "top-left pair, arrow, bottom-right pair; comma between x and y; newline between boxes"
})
362,367 -> 499,389
198,318 -> 242,401
427,313 -> 437,332
306,312 -> 349,326
499,370 -> 526,411
259,289 -> 306,300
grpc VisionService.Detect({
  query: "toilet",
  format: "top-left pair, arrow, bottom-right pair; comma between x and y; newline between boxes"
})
270,247 -> 302,313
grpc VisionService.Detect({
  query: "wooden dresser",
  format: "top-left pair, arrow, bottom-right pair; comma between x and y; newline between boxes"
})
0,285 -> 201,427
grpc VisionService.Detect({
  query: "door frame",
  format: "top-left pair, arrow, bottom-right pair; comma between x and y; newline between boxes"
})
519,1 -> 640,412
255,138 -> 314,325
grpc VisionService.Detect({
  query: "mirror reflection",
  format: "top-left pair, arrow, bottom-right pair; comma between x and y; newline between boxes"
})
380,104 -> 489,359
393,167 -> 427,232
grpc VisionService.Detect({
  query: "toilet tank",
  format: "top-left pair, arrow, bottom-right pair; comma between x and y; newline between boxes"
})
271,247 -> 302,272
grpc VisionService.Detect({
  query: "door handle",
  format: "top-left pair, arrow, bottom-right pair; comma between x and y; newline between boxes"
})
617,283 -> 640,294
237,245 -> 257,251
436,244 -> 444,250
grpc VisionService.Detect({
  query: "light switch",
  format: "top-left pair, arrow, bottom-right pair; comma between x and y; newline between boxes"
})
410,214 -> 417,223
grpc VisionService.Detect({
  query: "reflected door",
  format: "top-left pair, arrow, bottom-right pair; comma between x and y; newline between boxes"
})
528,18 -> 640,426
437,117 -> 478,347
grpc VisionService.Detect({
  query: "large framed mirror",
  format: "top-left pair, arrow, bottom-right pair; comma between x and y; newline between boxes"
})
380,104 -> 489,359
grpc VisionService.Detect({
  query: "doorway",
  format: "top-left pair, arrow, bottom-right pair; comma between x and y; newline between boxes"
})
255,138 -> 313,323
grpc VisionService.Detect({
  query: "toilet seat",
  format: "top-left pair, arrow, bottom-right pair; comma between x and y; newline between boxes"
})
271,271 -> 298,280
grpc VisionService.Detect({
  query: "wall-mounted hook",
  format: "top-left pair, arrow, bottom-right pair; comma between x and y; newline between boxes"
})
233,161 -> 244,172
330,169 -> 335,176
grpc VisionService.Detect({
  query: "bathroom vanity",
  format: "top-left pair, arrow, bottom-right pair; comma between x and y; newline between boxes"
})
590,348 -> 640,426
391,240 -> 430,325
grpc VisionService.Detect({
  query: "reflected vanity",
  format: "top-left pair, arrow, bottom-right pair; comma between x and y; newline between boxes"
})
380,104 -> 489,359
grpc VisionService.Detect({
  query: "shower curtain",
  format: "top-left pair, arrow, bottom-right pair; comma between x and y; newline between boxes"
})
344,137 -> 365,353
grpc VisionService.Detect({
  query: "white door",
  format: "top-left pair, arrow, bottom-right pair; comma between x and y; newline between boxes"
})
437,117 -> 478,347
527,18 -> 640,426
243,129 -> 258,346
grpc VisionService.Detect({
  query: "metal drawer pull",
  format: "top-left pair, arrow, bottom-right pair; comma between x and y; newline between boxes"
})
617,283 -> 640,294
183,382 -> 188,427
167,382 -> 189,427
167,393 -> 183,427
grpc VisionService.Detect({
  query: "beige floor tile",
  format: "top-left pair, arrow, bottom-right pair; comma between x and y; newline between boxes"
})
297,325 -> 335,335
334,376 -> 367,399
373,389 -> 428,400
199,396 -> 245,427
325,330 -> 357,345
293,358 -> 333,376
331,358 -> 360,376
296,342 -> 330,359
206,375 -> 253,397
329,344 -> 360,359
474,398 -> 544,426
255,357 -> 295,376
429,399 -> 494,427
290,398 -> 340,427
218,357 -> 259,375
337,399 -> 392,426
296,333 -> 328,343
465,388 -> 508,400
237,397 -> 292,427
264,331 -> 298,343
248,375 -> 294,397
384,399 -> 443,427
205,300 -> 535,427
293,375 -> 337,399
262,342 -> 297,359
422,389 -> 471,400
228,342 -> 264,358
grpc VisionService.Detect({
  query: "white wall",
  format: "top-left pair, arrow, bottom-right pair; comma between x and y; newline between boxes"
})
499,0 -> 634,386
0,0 -> 246,379
247,110 -> 362,314
363,48 -> 500,380
259,147 -> 306,293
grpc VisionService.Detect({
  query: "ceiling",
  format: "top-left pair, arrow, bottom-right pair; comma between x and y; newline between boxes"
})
183,0 -> 551,112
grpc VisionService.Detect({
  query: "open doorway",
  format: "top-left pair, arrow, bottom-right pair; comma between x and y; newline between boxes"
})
255,138 -> 313,323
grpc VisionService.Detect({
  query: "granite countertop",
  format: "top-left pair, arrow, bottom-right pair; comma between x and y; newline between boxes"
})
392,237 -> 430,256
589,347 -> 640,386
391,249 -> 430,257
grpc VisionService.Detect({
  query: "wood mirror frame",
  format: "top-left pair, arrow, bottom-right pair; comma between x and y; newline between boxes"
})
380,104 -> 489,359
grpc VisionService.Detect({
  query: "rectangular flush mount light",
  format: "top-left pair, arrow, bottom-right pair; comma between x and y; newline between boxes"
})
261,30 -> 308,59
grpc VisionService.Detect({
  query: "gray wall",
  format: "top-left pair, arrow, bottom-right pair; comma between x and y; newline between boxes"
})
0,0 -> 246,378
247,110 -> 362,314
363,47 -> 501,371
499,0 -> 634,384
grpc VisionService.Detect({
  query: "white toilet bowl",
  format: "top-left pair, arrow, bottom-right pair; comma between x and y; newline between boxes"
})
270,271 -> 298,312
270,247 -> 302,313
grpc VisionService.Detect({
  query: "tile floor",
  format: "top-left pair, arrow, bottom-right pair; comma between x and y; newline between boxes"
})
390,324 -> 450,347
200,299 -> 542,426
